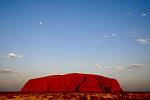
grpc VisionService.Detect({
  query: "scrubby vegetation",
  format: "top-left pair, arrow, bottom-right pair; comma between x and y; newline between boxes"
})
0,92 -> 150,100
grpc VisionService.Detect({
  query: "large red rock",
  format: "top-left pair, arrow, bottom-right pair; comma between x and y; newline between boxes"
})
21,73 -> 123,92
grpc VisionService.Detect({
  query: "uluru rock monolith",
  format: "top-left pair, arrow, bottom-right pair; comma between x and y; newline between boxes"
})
21,73 -> 123,92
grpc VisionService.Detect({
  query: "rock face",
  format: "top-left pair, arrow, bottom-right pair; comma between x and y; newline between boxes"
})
21,73 -> 123,92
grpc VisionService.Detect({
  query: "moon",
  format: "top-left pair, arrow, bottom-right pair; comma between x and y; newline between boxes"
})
40,22 -> 42,25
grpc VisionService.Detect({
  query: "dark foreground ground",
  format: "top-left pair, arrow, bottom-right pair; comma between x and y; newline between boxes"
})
0,92 -> 150,100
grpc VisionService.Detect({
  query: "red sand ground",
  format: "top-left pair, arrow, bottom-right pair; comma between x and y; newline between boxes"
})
0,92 -> 150,100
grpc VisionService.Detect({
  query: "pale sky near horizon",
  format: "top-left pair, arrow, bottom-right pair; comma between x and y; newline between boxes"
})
0,0 -> 150,91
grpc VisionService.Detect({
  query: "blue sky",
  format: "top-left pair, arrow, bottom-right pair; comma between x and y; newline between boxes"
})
0,0 -> 150,91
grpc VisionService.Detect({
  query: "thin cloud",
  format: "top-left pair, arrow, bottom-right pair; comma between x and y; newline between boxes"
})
104,35 -> 109,38
127,10 -> 149,17
104,33 -> 116,38
91,63 -> 144,71
104,66 -> 126,71
0,69 -> 16,74
40,21 -> 42,24
140,13 -> 147,16
128,64 -> 144,69
128,31 -> 139,37
104,66 -> 116,70
127,12 -> 132,16
136,38 -> 150,45
93,64 -> 102,68
95,40 -> 101,42
126,11 -> 136,16
106,64 -> 144,70
3,52 -> 23,59
92,64 -> 126,71
139,9 -> 150,16
111,33 -> 116,37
